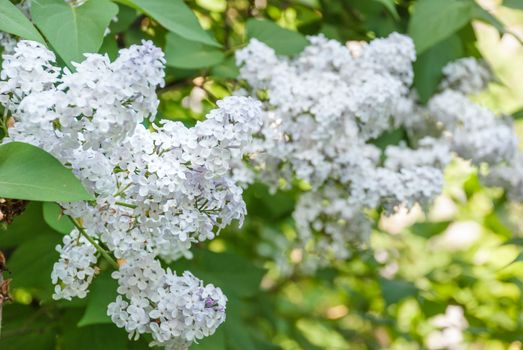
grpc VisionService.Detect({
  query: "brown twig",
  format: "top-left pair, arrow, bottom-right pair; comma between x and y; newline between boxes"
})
0,251 -> 4,339
0,251 -> 11,339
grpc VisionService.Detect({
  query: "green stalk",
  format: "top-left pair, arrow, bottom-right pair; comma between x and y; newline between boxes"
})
1,108 -> 9,139
68,216 -> 119,270
115,201 -> 138,209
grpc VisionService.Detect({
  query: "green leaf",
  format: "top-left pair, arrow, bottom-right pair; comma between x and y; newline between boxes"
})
414,34 -> 464,103
292,326 -> 323,350
505,251 -> 523,267
463,172 -> 482,198
503,0 -> 523,10
246,19 -> 308,56
226,325 -> 256,350
484,210 -> 513,240
165,32 -> 224,69
192,327 -> 226,350
418,296 -> 447,318
251,336 -> 282,350
0,142 -> 93,201
370,128 -> 406,151
379,277 -> 418,305
61,324 -> 127,350
472,5 -> 506,33
119,0 -> 220,47
410,221 -> 451,238
225,297 -> 257,350
502,237 -> 523,246
243,183 -> 296,221
211,56 -> 240,79
109,4 -> 137,33
0,0 -> 45,43
408,0 -> 475,54
98,34 -> 119,60
506,277 -> 523,301
0,202 -> 56,248
43,202 -> 74,234
61,308 -> 150,349
31,0 -> 118,67
513,108 -> 523,119
7,233 -> 62,300
0,304 -> 56,350
78,271 -> 118,326
373,0 -> 399,20
174,249 -> 265,298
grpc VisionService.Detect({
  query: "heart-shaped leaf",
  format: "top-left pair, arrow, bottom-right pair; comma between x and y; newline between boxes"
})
43,202 -> 74,234
408,0 -> 475,54
31,0 -> 118,67
119,0 -> 219,47
246,19 -> 308,56
0,0 -> 45,43
78,271 -> 118,327
165,32 -> 225,69
0,142 -> 94,202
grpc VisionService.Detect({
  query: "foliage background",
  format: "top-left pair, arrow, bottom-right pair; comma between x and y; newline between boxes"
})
1,0 -> 523,349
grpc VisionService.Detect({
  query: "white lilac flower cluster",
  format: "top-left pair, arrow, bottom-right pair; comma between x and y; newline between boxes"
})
235,34 -> 450,265
51,229 -> 98,300
428,91 -> 517,165
427,59 -> 522,200
109,255 -> 226,348
439,58 -> 492,95
0,33 -> 17,55
426,305 -> 468,350
484,153 -> 523,201
0,40 -> 262,348
293,187 -> 372,262
236,35 -> 521,268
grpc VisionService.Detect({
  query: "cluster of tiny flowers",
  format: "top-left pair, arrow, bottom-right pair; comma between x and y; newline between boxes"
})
51,229 -> 98,300
293,185 -> 372,262
484,153 -> 523,201
0,40 -> 262,348
425,56 -> 519,167
426,305 -> 468,350
108,255 -> 226,348
427,58 -> 523,201
0,33 -> 17,55
236,34 -> 450,266
428,90 -> 517,165
439,58 -> 493,95
236,35 -> 523,268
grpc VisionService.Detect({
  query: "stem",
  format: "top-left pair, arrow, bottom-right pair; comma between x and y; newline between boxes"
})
224,1 -> 231,50
68,217 -> 119,270
115,201 -> 138,209
113,183 -> 131,198
201,84 -> 219,105
1,108 -> 9,139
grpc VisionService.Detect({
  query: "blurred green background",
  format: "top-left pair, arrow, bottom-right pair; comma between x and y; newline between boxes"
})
2,0 -> 523,349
